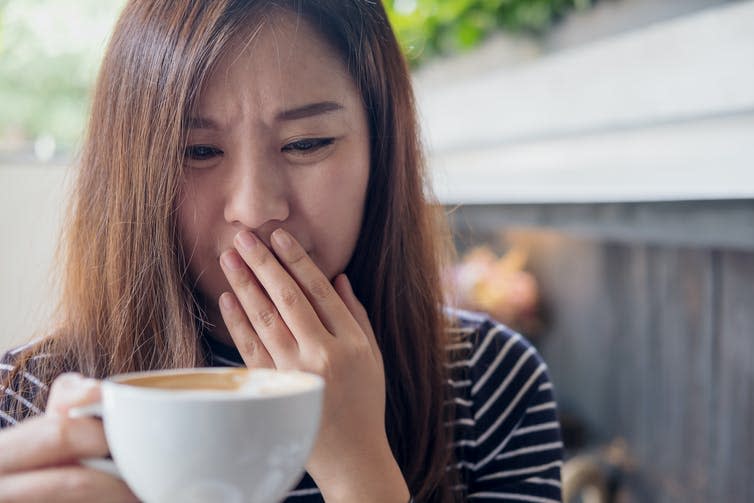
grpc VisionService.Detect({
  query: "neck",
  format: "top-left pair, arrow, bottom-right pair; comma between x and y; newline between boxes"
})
203,304 -> 236,348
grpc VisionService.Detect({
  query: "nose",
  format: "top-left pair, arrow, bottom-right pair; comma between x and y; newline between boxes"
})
223,155 -> 290,230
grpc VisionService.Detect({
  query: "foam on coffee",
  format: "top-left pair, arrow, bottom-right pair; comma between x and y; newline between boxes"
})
119,368 -> 319,396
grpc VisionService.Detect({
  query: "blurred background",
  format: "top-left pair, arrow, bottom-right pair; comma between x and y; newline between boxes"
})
1,1 -> 753,501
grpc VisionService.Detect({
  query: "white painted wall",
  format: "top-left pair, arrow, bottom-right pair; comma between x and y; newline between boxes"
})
0,165 -> 69,351
417,1 -> 754,203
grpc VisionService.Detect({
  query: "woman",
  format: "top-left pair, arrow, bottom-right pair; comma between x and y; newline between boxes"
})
0,1 -> 563,501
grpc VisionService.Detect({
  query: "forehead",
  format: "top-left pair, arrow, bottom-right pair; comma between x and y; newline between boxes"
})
197,11 -> 359,119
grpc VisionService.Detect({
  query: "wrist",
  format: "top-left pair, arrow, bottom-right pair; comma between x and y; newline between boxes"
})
313,441 -> 410,503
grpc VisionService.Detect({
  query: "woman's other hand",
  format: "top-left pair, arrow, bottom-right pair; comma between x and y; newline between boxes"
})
219,229 -> 410,503
0,373 -> 138,503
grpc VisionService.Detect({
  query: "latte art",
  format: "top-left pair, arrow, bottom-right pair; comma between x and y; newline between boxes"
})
118,368 -> 319,397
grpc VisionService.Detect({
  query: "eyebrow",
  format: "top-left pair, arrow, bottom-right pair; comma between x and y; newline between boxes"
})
187,101 -> 345,130
187,116 -> 221,130
276,101 -> 344,121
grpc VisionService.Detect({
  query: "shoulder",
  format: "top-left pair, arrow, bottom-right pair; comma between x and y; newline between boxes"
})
444,308 -> 563,498
444,307 -> 548,383
444,308 -> 555,438
0,341 -> 54,428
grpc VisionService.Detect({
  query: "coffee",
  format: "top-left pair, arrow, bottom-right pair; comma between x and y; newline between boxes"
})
118,368 -> 319,396
121,369 -> 250,391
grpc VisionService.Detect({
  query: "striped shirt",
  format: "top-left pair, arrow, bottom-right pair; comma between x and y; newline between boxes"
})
0,309 -> 563,502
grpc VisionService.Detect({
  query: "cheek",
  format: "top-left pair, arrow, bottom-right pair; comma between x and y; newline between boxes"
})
176,189 -> 201,257
176,200 -> 229,302
177,175 -> 222,244
304,166 -> 369,276
176,183 -> 217,278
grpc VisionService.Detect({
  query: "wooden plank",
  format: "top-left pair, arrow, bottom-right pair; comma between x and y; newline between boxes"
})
644,248 -> 715,502
571,244 -> 715,501
500,230 -> 616,442
602,242 -> 652,471
713,251 -> 754,502
492,230 -> 720,501
445,201 -> 754,252
450,222 -> 754,501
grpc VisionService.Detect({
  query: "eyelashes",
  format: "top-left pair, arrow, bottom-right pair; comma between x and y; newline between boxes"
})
185,145 -> 223,162
183,138 -> 336,166
281,138 -> 335,154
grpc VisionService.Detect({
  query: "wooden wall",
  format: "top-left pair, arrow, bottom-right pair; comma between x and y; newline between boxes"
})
449,201 -> 754,502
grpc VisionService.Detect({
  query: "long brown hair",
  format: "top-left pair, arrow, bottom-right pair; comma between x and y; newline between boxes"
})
6,1 -> 458,500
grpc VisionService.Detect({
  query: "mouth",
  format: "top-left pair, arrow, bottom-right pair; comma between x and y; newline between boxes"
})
215,249 -> 313,261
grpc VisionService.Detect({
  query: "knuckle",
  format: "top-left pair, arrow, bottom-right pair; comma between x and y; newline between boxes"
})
238,337 -> 258,359
309,277 -> 333,301
254,308 -> 278,328
312,348 -> 337,379
228,313 -> 245,331
252,248 -> 270,267
345,341 -> 368,361
232,268 -> 254,287
272,332 -> 298,355
287,247 -> 308,265
346,340 -> 375,371
279,286 -> 300,307
225,306 -> 246,329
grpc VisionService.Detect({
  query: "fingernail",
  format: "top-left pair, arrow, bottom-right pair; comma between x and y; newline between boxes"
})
59,372 -> 89,387
272,228 -> 292,249
66,377 -> 100,402
219,293 -> 235,310
221,251 -> 245,270
335,274 -> 350,293
79,378 -> 100,391
236,231 -> 258,251
343,274 -> 354,293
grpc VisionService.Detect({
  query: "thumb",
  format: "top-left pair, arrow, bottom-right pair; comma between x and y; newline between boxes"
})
46,373 -> 101,417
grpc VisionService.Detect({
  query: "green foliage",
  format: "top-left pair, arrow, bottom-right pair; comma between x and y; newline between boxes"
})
0,0 -> 124,150
0,0 -> 592,152
385,0 -> 594,65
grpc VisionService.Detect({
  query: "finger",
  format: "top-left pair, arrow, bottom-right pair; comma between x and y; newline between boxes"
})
220,249 -> 298,363
271,228 -> 361,339
46,373 -> 101,417
233,231 -> 328,346
0,466 -> 139,503
0,414 -> 108,474
333,274 -> 381,361
218,291 -> 275,369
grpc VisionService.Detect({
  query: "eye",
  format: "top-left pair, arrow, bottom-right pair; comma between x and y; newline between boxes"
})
281,138 -> 335,155
184,145 -> 223,162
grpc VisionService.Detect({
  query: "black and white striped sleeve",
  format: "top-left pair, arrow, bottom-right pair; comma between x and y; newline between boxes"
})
0,348 -> 49,429
465,321 -> 564,502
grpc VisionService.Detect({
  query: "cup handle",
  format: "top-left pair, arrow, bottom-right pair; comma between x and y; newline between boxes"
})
68,403 -> 122,480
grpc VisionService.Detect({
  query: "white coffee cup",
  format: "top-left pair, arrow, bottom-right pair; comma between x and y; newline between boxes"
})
69,367 -> 324,503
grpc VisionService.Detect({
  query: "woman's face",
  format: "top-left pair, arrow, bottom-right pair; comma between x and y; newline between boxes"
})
178,13 -> 370,340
